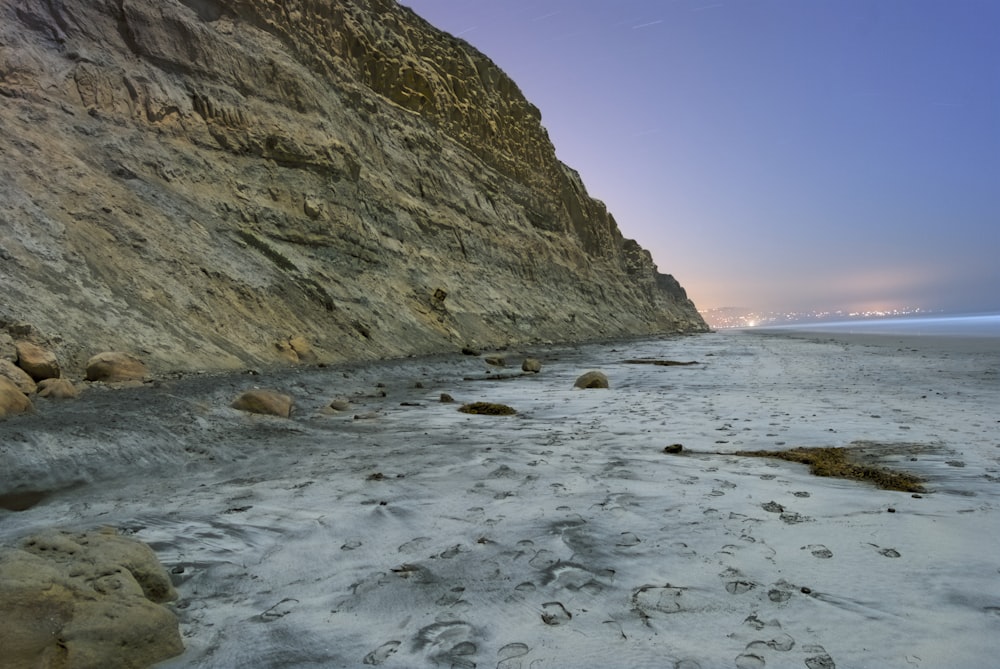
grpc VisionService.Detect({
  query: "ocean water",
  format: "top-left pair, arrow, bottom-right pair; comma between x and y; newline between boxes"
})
757,313 -> 1000,338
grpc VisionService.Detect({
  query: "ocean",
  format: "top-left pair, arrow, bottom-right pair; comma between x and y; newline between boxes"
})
754,313 -> 1000,338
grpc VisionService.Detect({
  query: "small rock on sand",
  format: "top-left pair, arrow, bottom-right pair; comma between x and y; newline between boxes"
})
574,370 -> 609,389
231,390 -> 293,417
36,378 -> 79,399
522,358 -> 542,373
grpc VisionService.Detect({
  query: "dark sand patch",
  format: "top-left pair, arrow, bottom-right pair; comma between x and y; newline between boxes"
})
458,402 -> 517,415
623,359 -> 701,366
734,446 -> 925,493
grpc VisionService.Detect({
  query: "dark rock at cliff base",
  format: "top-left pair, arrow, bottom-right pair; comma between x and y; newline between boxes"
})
37,377 -> 80,399
15,341 -> 60,382
86,352 -> 149,383
574,371 -> 610,389
0,0 -> 707,375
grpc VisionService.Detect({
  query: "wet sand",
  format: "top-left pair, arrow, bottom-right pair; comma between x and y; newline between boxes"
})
2,331 -> 999,668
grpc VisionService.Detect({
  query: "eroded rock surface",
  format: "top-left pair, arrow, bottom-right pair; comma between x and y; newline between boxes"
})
0,528 -> 182,669
0,376 -> 34,418
0,0 -> 707,376
232,389 -> 294,417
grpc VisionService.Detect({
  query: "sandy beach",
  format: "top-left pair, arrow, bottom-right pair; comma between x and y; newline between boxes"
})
2,329 -> 999,668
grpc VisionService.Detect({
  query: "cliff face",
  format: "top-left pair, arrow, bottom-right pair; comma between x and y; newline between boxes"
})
0,0 -> 707,373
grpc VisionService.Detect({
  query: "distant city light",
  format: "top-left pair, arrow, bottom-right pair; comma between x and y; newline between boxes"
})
700,307 -> 934,330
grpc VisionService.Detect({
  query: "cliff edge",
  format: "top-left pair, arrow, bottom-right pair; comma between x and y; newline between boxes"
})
0,0 -> 707,373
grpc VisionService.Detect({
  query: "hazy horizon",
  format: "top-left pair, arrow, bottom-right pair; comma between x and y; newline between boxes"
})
403,0 -> 999,316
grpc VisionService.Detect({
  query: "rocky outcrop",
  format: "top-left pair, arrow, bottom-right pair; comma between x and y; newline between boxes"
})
0,528 -> 183,668
0,0 -> 707,375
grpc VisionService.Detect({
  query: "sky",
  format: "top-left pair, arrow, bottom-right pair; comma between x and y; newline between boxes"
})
401,0 -> 999,315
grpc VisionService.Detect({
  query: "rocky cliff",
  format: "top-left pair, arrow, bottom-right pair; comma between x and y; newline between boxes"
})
0,0 -> 707,374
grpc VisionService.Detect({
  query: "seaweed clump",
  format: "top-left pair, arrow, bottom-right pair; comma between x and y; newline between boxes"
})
458,402 -> 517,416
735,446 -> 925,493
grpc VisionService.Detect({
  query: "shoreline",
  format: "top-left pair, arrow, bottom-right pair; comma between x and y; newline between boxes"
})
747,326 -> 1000,354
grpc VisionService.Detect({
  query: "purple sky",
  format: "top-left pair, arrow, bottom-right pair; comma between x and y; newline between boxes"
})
401,0 -> 999,314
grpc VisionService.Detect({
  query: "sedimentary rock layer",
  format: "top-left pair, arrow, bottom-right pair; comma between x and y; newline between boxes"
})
0,0 -> 707,373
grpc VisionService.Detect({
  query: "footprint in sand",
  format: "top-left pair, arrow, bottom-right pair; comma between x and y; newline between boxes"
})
439,544 -> 469,559
528,549 -> 557,569
496,642 -> 530,669
413,621 -> 478,667
258,597 -> 298,621
745,633 -> 795,652
726,580 -> 757,595
674,660 -> 703,669
734,652 -> 765,669
802,544 -> 833,559
768,588 -> 792,603
804,645 -> 837,669
362,640 -> 400,665
398,536 -> 432,554
435,586 -> 466,606
540,601 -> 572,626
615,532 -> 641,547
632,584 -> 686,614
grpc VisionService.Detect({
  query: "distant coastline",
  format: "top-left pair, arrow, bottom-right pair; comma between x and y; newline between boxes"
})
750,312 -> 1000,338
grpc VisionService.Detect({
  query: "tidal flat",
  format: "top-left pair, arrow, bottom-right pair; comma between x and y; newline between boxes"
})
2,330 -> 999,668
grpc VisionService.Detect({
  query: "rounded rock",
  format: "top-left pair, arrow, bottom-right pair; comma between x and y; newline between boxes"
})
573,370 -> 609,389
85,352 -> 148,383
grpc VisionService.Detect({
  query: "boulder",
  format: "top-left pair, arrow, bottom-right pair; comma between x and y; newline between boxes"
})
484,355 -> 506,367
0,359 -> 37,395
85,352 -> 148,383
574,370 -> 609,389
232,389 -> 293,417
0,376 -> 33,419
15,341 -> 60,381
521,357 -> 542,373
37,377 -> 80,399
0,528 -> 183,669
